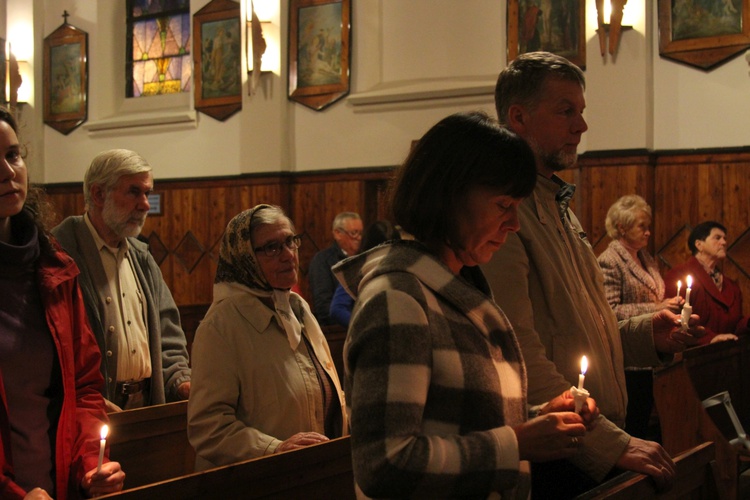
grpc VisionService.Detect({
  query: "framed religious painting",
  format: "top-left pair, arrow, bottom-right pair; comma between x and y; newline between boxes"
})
288,0 -> 351,111
43,20 -> 88,135
507,0 -> 586,69
658,0 -> 750,70
193,0 -> 242,121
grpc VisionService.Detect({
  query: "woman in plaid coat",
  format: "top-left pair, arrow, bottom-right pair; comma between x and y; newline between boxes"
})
334,112 -> 599,499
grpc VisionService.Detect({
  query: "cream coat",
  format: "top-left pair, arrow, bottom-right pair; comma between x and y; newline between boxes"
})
187,282 -> 347,470
483,175 -> 663,481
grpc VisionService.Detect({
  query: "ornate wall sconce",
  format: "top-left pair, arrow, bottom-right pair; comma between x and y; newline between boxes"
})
247,1 -> 280,75
595,0 -> 633,57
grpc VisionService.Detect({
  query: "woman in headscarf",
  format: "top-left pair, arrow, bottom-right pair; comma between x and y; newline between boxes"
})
187,204 -> 347,470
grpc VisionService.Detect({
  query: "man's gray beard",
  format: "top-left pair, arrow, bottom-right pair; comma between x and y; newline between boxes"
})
103,196 -> 146,240
540,150 -> 578,172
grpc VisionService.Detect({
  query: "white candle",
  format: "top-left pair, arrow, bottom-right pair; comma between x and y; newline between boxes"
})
676,280 -> 682,299
685,275 -> 693,307
577,356 -> 588,390
97,424 -> 108,473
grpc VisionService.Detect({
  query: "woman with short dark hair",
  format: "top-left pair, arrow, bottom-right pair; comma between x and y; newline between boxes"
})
334,111 -> 599,498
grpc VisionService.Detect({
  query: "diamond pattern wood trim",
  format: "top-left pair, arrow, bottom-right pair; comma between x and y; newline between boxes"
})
146,231 -> 169,266
657,224 -> 693,270
173,231 -> 206,273
727,226 -> 750,280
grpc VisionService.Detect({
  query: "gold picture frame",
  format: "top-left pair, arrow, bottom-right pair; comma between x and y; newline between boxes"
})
288,0 -> 351,111
507,0 -> 586,69
43,21 -> 88,135
658,0 -> 750,70
193,0 -> 242,121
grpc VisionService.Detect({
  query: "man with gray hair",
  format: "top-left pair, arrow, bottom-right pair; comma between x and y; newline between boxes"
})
52,149 -> 191,411
308,211 -> 363,325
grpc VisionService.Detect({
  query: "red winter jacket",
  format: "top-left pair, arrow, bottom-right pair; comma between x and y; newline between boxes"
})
665,256 -> 750,345
0,239 -> 108,500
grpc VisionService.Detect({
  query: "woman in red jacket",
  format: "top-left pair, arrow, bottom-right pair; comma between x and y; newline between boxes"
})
0,106 -> 125,499
665,221 -> 748,345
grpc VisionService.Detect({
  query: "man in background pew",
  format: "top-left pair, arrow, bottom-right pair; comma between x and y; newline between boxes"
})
482,51 -> 704,498
52,149 -> 191,411
308,211 -> 363,325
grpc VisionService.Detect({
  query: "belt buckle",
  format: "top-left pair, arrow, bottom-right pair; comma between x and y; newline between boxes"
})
120,380 -> 144,395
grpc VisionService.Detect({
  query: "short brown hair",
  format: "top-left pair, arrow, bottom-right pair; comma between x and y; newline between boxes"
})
390,111 -> 536,246
495,51 -> 585,126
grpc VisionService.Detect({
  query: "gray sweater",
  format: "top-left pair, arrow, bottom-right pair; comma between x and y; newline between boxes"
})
52,215 -> 191,404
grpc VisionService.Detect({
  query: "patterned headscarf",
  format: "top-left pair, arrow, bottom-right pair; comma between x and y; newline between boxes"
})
215,204 -> 307,350
214,204 -> 274,290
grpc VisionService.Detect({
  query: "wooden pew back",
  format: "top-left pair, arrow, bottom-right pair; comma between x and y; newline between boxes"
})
575,441 -> 722,499
107,401 -> 194,489
99,436 -> 355,499
654,337 -> 750,498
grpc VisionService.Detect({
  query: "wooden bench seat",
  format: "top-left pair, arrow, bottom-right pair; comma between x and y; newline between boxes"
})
106,401 -> 194,489
576,441 -> 721,499
99,436 -> 355,499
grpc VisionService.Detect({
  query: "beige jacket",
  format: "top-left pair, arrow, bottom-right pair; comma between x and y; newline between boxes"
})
188,282 -> 347,470
482,175 -> 661,481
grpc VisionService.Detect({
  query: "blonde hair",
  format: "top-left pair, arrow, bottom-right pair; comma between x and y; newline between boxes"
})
605,195 -> 652,239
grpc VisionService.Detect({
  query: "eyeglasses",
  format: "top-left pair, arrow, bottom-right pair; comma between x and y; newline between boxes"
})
253,235 -> 302,257
336,228 -> 362,239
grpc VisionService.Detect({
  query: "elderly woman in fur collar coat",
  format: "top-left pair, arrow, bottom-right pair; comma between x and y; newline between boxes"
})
333,111 -> 599,499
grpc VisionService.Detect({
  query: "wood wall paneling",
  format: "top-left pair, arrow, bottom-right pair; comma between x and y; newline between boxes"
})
44,170 -> 394,307
43,152 -> 750,317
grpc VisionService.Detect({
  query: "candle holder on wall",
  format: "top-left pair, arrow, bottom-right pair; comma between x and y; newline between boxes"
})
595,0 -> 632,58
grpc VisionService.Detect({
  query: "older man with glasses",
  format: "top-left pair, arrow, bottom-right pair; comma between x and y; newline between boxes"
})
308,212 -> 363,325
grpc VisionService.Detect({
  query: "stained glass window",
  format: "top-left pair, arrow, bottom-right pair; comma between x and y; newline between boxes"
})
127,0 -> 191,97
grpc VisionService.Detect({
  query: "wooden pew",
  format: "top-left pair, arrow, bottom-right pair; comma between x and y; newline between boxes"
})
322,323 -> 347,379
107,401 -> 194,489
654,336 -> 750,498
575,441 -> 722,499
98,436 -> 355,500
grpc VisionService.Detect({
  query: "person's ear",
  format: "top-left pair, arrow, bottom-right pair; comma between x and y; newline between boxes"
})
90,184 -> 107,209
507,104 -> 527,132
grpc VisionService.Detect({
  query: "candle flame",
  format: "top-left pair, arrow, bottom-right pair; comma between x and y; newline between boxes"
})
100,424 -> 109,440
580,355 -> 588,375
686,275 -> 692,288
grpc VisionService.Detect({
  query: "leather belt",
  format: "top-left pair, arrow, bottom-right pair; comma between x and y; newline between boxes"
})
116,379 -> 149,395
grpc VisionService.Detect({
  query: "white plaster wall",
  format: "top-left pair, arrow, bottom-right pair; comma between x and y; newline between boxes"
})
12,0 -> 750,183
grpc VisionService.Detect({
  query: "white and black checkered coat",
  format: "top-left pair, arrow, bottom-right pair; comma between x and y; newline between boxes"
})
333,240 -> 530,499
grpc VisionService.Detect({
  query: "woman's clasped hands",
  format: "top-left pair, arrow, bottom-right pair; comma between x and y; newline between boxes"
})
513,390 -> 599,462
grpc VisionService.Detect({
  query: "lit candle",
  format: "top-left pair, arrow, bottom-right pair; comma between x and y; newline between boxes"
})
577,356 -> 588,390
572,355 -> 590,413
681,276 -> 693,332
97,424 -> 108,474
676,280 -> 682,299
